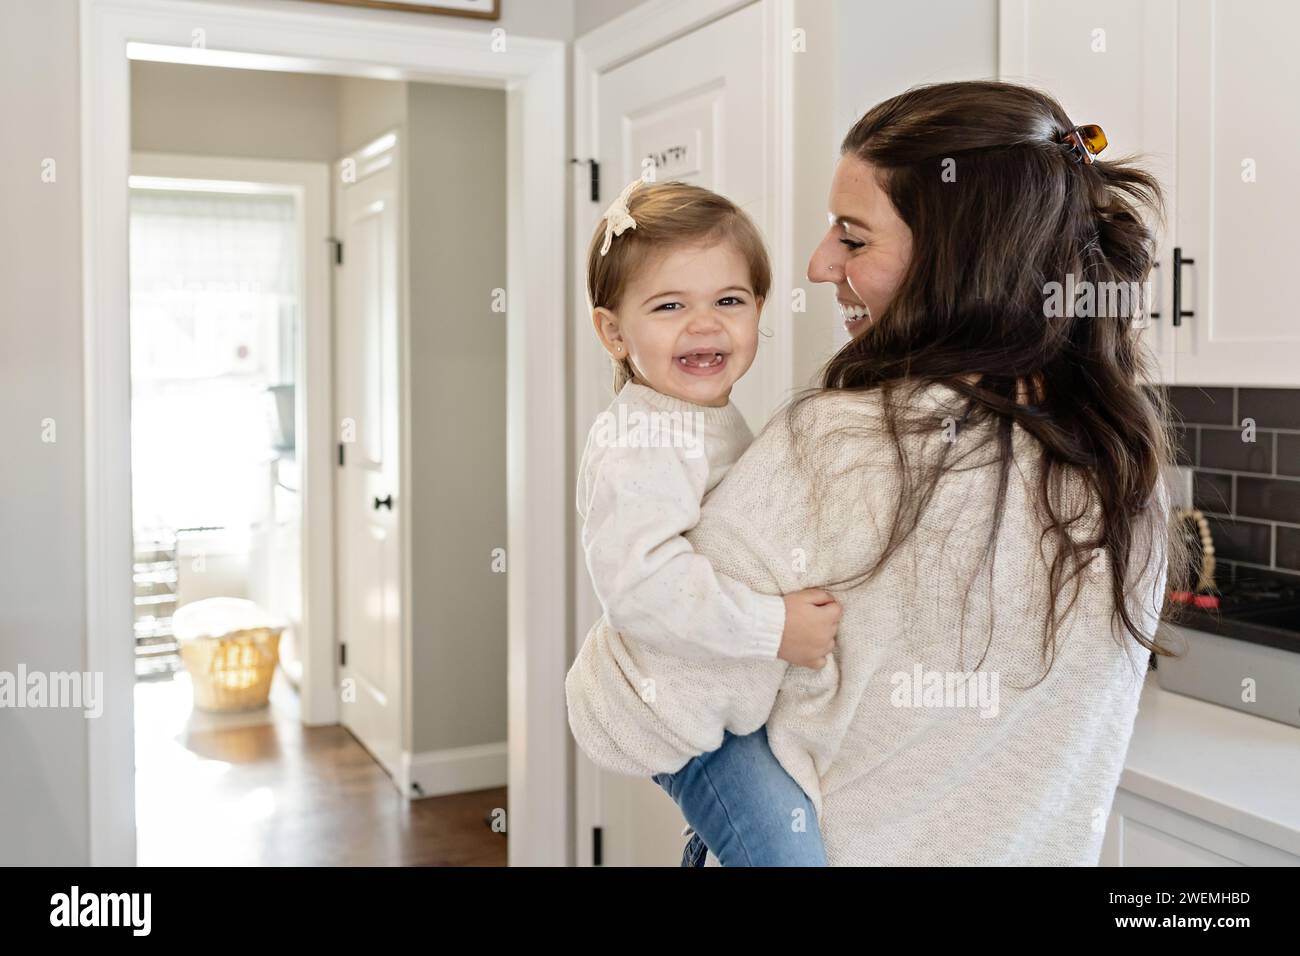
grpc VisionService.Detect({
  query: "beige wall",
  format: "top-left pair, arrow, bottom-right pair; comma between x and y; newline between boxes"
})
405,83 -> 508,755
790,0 -> 841,388
132,62 -> 341,162
833,0 -> 1000,139
131,63 -> 461,168
791,0 -> 1001,388
337,76 -> 407,157
200,0 -> 574,41
0,0 -> 90,866
574,0 -> 645,35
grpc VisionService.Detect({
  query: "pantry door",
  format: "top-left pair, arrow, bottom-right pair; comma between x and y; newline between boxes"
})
575,0 -> 790,867
334,130 -> 405,784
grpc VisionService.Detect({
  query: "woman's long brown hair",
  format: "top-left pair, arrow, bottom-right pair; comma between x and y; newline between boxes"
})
793,80 -> 1183,679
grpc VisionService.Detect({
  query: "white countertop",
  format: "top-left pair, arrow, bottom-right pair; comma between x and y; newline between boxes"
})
1122,674 -> 1300,856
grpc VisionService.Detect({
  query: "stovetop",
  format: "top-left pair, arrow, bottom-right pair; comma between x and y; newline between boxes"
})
1213,576 -> 1300,613
1167,574 -> 1300,650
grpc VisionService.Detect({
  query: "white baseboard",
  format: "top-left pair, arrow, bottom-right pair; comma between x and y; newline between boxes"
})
399,741 -> 508,800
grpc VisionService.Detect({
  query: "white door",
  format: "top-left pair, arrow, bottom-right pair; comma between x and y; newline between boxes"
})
1000,0 -> 1178,383
334,131 -> 405,782
1172,0 -> 1300,386
578,1 -> 775,867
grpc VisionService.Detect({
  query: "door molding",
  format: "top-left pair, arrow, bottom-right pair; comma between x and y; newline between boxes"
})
571,0 -> 796,867
81,0 -> 567,866
129,151 -> 337,731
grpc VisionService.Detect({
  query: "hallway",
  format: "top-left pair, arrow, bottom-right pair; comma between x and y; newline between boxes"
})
135,674 -> 507,866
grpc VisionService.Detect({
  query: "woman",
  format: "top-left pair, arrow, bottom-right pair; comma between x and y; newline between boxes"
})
570,80 -> 1179,865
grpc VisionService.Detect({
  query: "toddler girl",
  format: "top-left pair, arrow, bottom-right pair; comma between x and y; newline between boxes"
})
568,177 -> 838,866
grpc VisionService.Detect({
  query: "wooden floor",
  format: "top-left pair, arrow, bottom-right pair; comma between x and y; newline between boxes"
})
135,672 -> 507,866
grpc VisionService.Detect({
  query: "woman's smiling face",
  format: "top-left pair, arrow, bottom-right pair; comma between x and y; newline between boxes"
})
807,155 -> 913,337
592,239 -> 762,407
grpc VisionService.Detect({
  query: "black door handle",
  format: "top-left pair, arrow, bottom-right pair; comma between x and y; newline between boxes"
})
1172,246 -> 1195,327
373,494 -> 393,510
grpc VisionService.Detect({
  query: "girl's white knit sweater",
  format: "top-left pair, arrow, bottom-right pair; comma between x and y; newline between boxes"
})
566,382 -> 1168,866
575,382 -> 786,661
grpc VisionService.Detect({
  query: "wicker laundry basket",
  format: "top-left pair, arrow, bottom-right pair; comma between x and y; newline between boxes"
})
173,598 -> 286,712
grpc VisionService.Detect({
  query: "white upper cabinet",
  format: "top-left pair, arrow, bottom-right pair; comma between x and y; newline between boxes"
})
1002,0 -> 1300,387
1000,0 -> 1178,382
1173,0 -> 1300,386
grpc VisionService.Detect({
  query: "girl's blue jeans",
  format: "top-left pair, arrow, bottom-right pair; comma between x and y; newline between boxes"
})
651,724 -> 828,867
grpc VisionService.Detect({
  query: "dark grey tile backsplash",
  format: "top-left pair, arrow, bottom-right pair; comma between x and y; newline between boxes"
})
1169,385 -> 1300,584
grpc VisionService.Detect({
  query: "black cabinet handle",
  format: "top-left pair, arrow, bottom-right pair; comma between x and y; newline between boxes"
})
373,494 -> 393,510
1172,246 -> 1195,327
1149,260 -> 1161,319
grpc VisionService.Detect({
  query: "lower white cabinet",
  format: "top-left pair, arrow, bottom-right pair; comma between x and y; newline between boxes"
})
1101,673 -> 1300,866
1102,788 -> 1300,866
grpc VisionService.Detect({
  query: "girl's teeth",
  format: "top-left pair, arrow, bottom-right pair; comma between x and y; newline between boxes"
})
679,352 -> 723,368
840,302 -> 870,321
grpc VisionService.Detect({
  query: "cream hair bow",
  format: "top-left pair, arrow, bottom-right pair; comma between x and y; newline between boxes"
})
599,177 -> 646,256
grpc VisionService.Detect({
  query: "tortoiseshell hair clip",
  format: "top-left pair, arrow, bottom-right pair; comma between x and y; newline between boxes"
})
1060,124 -> 1107,165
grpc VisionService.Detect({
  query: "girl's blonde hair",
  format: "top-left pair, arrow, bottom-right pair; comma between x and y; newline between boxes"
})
585,180 -> 772,393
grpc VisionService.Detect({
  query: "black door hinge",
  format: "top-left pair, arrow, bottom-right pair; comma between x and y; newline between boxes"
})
338,442 -> 345,466
570,158 -> 600,203
339,643 -> 347,668
328,237 -> 343,265
592,826 -> 603,866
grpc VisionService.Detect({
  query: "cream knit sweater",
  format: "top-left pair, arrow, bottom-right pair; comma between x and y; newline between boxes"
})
576,382 -> 786,661
566,383 -> 1167,866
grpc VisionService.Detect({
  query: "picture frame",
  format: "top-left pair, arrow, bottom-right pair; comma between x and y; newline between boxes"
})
300,0 -> 500,20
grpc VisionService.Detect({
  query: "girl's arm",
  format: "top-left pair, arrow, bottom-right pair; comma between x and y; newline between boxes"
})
580,419 -> 786,660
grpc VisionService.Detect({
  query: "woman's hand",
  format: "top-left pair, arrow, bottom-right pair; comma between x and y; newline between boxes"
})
778,589 -> 841,669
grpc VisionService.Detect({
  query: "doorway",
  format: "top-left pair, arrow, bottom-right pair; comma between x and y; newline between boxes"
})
83,0 -> 568,866
126,63 -> 516,865
125,149 -> 337,864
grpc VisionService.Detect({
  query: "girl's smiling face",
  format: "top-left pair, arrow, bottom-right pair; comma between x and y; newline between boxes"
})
807,155 -> 913,337
592,239 -> 763,407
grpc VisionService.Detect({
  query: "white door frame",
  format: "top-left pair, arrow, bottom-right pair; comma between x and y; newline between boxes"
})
81,0 -> 568,866
129,151 -> 337,730
570,0 -> 795,866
